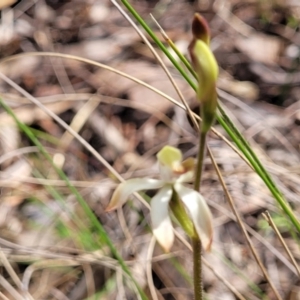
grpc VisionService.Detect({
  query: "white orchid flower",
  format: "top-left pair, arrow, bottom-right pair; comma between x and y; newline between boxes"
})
106,146 -> 213,252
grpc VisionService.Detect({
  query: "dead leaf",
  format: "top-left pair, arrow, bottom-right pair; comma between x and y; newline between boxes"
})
235,33 -> 283,65
93,60 -> 194,112
65,39 -> 121,62
218,74 -> 259,102
0,124 -> 20,158
0,101 -> 76,126
0,158 -> 31,180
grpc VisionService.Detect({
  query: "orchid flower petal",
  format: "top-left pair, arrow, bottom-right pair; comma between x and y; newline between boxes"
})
176,171 -> 194,182
151,185 -> 174,252
157,146 -> 184,181
106,178 -> 164,211
174,183 -> 213,251
177,171 -> 194,183
157,146 -> 182,169
181,157 -> 195,173
176,158 -> 195,183
158,164 -> 174,182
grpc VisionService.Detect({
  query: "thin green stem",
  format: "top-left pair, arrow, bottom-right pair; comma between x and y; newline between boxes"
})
194,130 -> 207,192
191,117 -> 208,300
169,189 -> 203,300
192,235 -> 203,300
169,192 -> 203,299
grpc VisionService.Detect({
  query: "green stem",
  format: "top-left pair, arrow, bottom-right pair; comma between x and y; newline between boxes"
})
191,117 -> 208,300
194,130 -> 207,192
192,235 -> 203,300
169,190 -> 202,300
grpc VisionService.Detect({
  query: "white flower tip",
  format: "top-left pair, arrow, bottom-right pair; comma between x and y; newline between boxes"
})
154,227 -> 174,252
202,232 -> 213,252
161,243 -> 172,253
105,183 -> 125,212
195,213 -> 213,252
105,203 -> 118,212
106,178 -> 165,213
105,201 -> 118,213
150,186 -> 174,252
105,200 -> 119,212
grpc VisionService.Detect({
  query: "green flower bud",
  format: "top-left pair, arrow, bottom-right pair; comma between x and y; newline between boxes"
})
189,13 -> 219,132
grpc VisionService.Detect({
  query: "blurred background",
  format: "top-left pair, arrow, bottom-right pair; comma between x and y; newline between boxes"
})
0,0 -> 300,299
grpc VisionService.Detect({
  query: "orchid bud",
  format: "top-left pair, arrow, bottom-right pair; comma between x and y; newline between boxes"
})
189,13 -> 218,133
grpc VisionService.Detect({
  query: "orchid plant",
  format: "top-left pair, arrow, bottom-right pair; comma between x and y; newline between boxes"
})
107,12 -> 218,300
106,145 -> 213,252
187,14 -> 218,300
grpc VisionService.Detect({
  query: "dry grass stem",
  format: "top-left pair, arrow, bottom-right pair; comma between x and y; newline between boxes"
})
0,52 -> 251,168
173,231 -> 247,299
208,146 -> 283,300
209,200 -> 298,275
0,248 -> 23,290
146,237 -> 159,300
60,95 -> 101,149
262,211 -> 300,278
110,0 -> 198,130
0,275 -> 26,300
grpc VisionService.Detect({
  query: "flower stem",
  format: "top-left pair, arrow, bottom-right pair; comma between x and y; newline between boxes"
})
192,234 -> 203,300
192,116 -> 208,300
194,130 -> 207,191
169,189 -> 203,300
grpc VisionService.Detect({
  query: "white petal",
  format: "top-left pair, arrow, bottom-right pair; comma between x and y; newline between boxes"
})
159,164 -> 173,182
174,183 -> 213,251
106,178 -> 164,211
177,170 -> 194,183
151,185 -> 174,252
